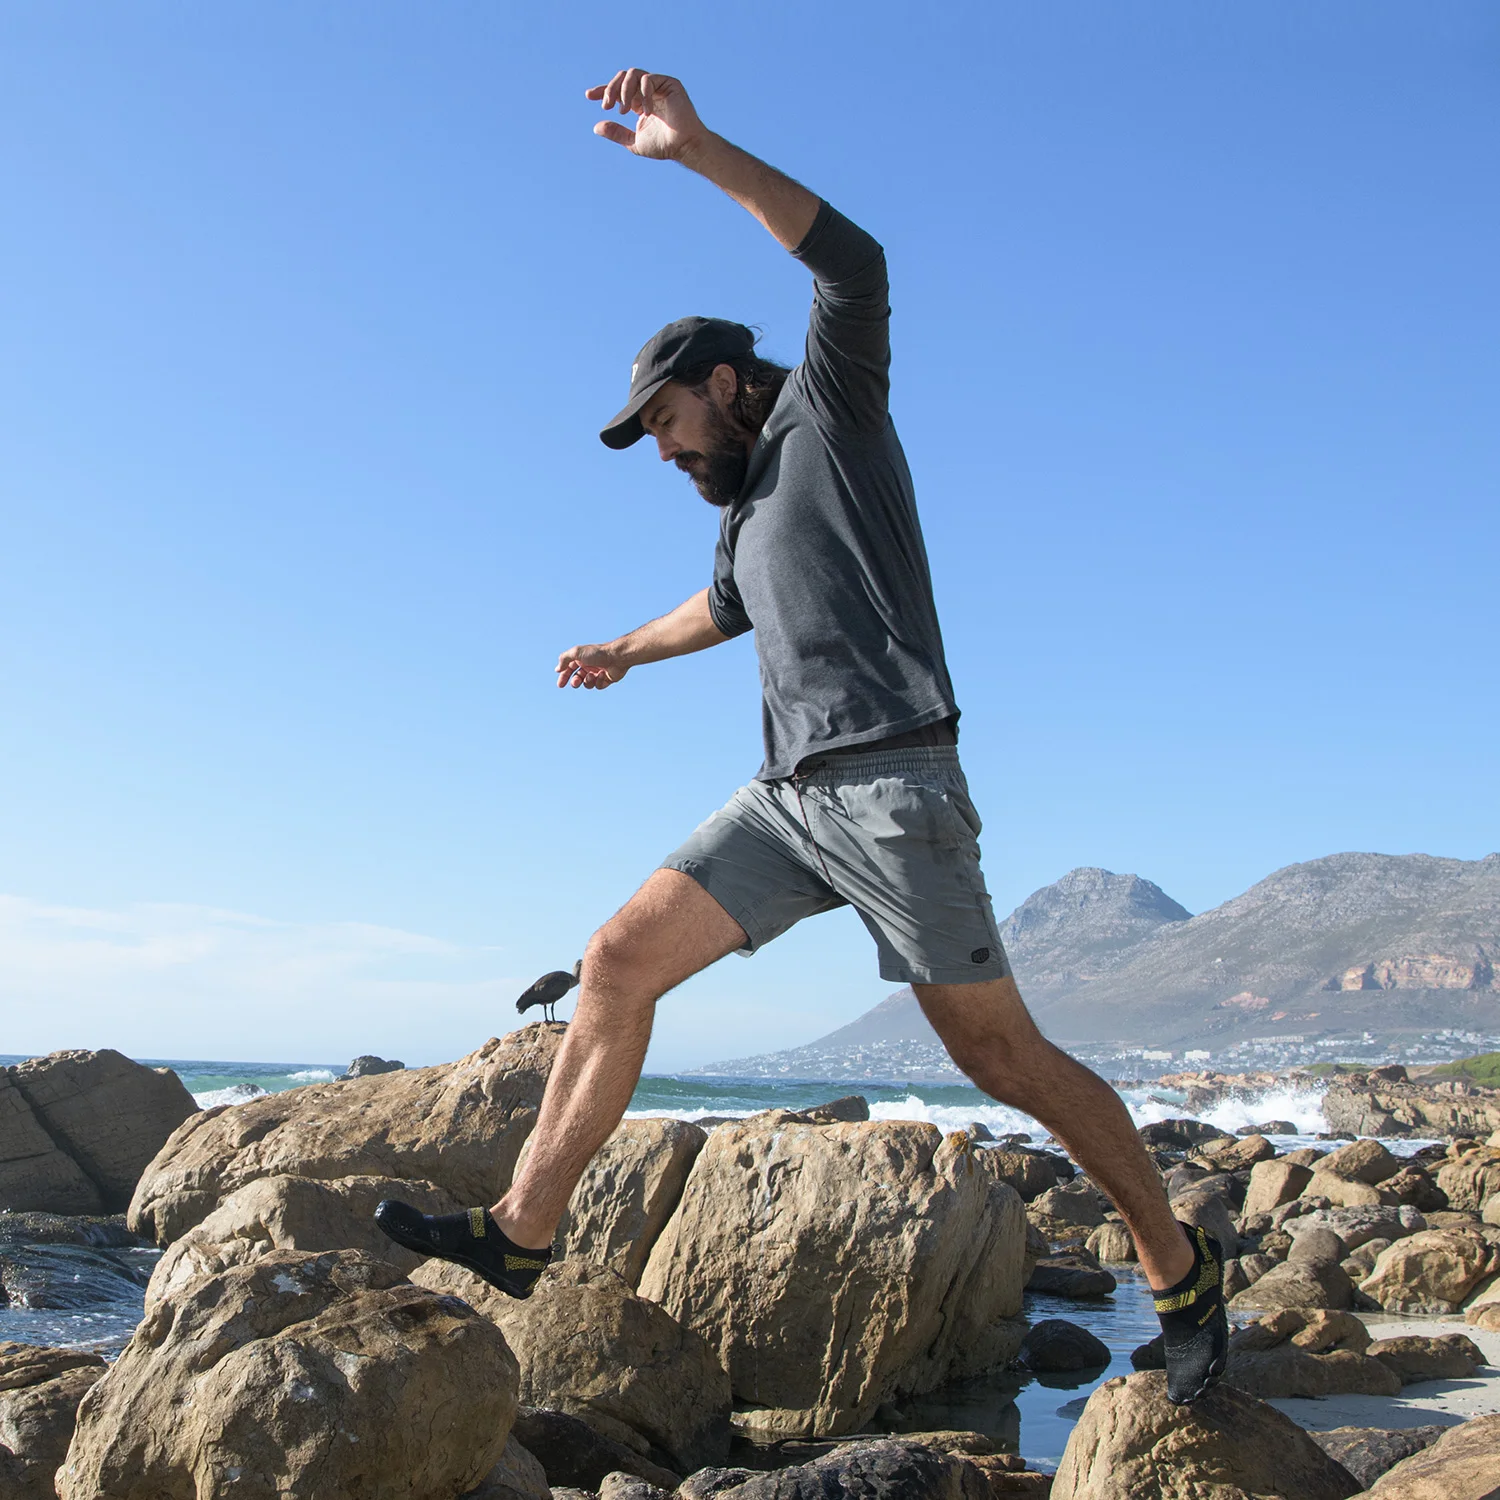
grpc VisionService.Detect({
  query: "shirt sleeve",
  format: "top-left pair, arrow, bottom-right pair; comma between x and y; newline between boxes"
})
707,519 -> 752,639
789,200 -> 891,432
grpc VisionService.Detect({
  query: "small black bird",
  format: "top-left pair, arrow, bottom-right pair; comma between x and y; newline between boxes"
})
515,958 -> 583,1023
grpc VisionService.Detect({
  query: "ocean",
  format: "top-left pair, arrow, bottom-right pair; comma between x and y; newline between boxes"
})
0,1059 -> 1432,1467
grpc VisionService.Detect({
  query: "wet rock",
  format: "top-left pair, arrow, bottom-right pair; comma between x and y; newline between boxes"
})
1018,1319 -> 1110,1373
1364,1412 -> 1500,1497
57,1248 -> 517,1500
1229,1255 -> 1353,1313
145,1172 -> 460,1308
798,1096 -> 870,1123
413,1258 -> 731,1473
0,1212 -> 148,1249
511,1407 -> 679,1492
3,1050 -> 198,1215
518,1118 -> 706,1288
1309,1426 -> 1447,1489
462,1435 -> 551,1500
0,1344 -> 107,1500
1243,1119 -> 1299,1135
342,1055 -> 404,1078
1360,1228 -> 1495,1313
1243,1158 -> 1314,1217
129,1024 -> 564,1244
676,1469 -> 755,1500
701,1438 -> 992,1499
1367,1333 -> 1485,1384
597,1474 -> 671,1500
1027,1248 -> 1117,1298
1026,1180 -> 1108,1241
1084,1221 -> 1135,1264
1049,1372 -> 1360,1499
639,1122 -> 1027,1438
0,1240 -> 155,1310
1138,1118 -> 1233,1152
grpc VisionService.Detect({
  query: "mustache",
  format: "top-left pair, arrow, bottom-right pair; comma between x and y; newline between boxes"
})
674,452 -> 705,471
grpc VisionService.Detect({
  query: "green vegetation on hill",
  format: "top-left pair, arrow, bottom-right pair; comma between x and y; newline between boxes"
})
1424,1052 -> 1500,1087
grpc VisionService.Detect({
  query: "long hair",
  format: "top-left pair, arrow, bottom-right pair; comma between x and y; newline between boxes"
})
675,350 -> 793,437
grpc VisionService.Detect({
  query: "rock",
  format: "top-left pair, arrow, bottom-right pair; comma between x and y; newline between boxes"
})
1283,1147 -> 1327,1166
1288,1226 -> 1347,1267
1170,1189 -> 1239,1257
1364,1413 -> 1500,1497
964,1122 -> 995,1142
1229,1257 -> 1353,1312
1360,1229 -> 1495,1313
699,1439 -> 991,1500
1309,1427 -> 1447,1489
1198,1134 -> 1276,1170
1138,1118 -> 1233,1152
1085,1221 -> 1136,1264
57,1248 -> 518,1499
799,1095 -> 870,1123
598,1474 -> 671,1500
1485,1194 -> 1500,1226
0,1344 -> 107,1500
518,1118 -> 705,1289
1259,1227 -> 1293,1259
1027,1249 -> 1117,1298
1368,1334 -> 1485,1384
1436,1148 -> 1500,1214
1049,1371 -> 1360,1499
412,1258 -> 730,1472
0,1074 -> 105,1215
638,1122 -> 1026,1438
1018,1319 -> 1110,1372
988,1150 -> 1062,1203
1465,1303 -> 1500,1330
510,1407 -> 679,1492
1239,1252 -> 1275,1284
1223,1258 -> 1250,1298
463,1435 -> 551,1500
676,1469 -> 754,1500
1320,1138 -> 1402,1185
144,1172 -> 460,1308
1303,1170 -> 1387,1208
129,1024 -> 564,1244
343,1056 -> 404,1078
0,1239 -> 154,1311
1222,1311 -> 1397,1397
1243,1120 -> 1299,1135
1382,1165 -> 1449,1212
1243,1158 -> 1314,1218
1324,1081 -> 1500,1141
1027,1180 -> 1108,1242
1291,1205 -> 1424,1251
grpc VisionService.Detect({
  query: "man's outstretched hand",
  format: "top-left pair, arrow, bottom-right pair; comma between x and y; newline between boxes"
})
556,643 -> 630,691
586,70 -> 708,162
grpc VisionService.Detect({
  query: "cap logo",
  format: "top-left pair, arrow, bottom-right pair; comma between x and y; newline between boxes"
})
631,362 -> 639,382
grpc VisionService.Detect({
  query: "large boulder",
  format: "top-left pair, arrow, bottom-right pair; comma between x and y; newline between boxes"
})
1365,1413 -> 1500,1497
1302,1171 -> 1387,1208
145,1172 -> 461,1309
1367,1333 -> 1485,1384
510,1407 -> 680,1492
637,1122 -> 1027,1438
1360,1229 -> 1497,1313
1170,1189 -> 1239,1257
1027,1248 -> 1117,1297
1229,1256 -> 1353,1313
518,1117 -> 706,1288
1290,1204 -> 1424,1252
412,1258 -> 731,1473
1027,1180 -> 1108,1243
4,1051 -> 198,1215
1085,1221 -> 1136,1264
1018,1318 -> 1109,1373
461,1435 -> 550,1500
129,1025 -> 564,1244
57,1249 -> 518,1500
1319,1139 -> 1401,1185
986,1149 -> 1063,1202
0,1074 -> 105,1215
0,1344 -> 107,1500
1309,1427 -> 1448,1489
1243,1158 -> 1315,1218
1049,1372 -> 1360,1499
1223,1313 -> 1398,1398
1436,1148 -> 1500,1214
1197,1134 -> 1276,1171
1323,1081 -> 1500,1140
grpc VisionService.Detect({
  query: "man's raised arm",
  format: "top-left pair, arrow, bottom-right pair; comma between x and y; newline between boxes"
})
587,70 -> 819,250
556,588 -> 728,690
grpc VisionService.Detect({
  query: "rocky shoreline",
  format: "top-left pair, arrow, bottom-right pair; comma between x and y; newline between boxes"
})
2,1042 -> 1498,1497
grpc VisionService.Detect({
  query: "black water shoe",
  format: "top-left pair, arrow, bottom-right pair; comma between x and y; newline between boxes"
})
1153,1221 -> 1229,1403
373,1200 -> 552,1299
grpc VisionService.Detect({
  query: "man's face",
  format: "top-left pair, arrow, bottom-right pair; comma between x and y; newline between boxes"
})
641,368 -> 748,507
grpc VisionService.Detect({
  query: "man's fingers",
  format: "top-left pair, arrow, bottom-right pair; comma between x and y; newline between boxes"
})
619,67 -> 646,113
594,120 -> 637,150
584,84 -> 608,102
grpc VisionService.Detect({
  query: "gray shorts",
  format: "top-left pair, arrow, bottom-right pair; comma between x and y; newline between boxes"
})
661,746 -> 1012,986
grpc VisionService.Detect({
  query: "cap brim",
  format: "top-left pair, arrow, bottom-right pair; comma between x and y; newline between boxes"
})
599,376 -> 670,450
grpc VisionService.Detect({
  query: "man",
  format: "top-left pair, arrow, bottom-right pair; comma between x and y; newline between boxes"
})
377,70 -> 1228,1403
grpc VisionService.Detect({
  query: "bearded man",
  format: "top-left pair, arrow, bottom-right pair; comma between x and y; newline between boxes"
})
377,69 -> 1228,1404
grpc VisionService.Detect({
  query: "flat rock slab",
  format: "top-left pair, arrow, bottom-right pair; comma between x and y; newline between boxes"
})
1309,1426 -> 1448,1489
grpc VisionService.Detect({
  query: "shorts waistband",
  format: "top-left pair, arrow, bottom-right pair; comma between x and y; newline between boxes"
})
785,744 -> 963,784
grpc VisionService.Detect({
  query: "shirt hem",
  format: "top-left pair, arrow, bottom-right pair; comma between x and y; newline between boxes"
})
755,703 -> 961,782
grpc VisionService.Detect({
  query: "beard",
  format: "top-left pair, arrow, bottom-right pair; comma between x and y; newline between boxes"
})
675,402 -> 749,507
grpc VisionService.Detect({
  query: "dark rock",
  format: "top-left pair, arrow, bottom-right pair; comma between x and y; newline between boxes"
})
1027,1249 -> 1116,1298
991,1150 -> 1062,1202
701,1439 -> 989,1499
0,1241 -> 156,1310
965,1122 -> 995,1142
1130,1334 -> 1164,1370
677,1470 -> 755,1500
1018,1318 -> 1110,1373
1139,1118 -> 1233,1152
797,1096 -> 869,1124
343,1055 -> 405,1078
1309,1425 -> 1447,1489
1242,1120 -> 1299,1135
512,1408 -> 680,1492
0,1212 -> 149,1249
598,1475 -> 671,1500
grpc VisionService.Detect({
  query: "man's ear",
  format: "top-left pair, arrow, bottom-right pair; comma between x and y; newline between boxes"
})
708,362 -> 739,410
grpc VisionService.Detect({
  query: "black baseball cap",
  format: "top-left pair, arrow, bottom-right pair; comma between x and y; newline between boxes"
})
599,316 -> 756,450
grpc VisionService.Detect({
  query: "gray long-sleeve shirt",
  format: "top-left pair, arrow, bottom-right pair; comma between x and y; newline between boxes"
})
706,200 -> 959,780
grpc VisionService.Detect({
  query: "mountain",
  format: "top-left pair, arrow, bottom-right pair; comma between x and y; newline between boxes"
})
692,852 -> 1500,1074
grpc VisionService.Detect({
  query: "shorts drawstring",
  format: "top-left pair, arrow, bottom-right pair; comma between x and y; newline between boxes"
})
790,770 -> 840,892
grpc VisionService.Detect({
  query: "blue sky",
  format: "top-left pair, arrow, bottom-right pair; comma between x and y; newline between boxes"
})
2,3 -> 1496,1070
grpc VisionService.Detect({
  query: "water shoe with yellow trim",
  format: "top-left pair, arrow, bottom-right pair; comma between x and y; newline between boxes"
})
373,1200 -> 552,1299
1153,1221 -> 1229,1403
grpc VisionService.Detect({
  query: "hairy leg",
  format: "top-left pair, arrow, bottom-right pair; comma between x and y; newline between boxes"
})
914,976 -> 1193,1289
491,869 -> 747,1247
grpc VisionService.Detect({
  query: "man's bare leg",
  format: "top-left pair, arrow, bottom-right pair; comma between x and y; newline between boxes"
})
914,976 -> 1193,1290
490,868 -> 748,1247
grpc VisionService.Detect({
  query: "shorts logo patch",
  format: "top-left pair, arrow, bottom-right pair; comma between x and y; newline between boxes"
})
971,947 -> 989,964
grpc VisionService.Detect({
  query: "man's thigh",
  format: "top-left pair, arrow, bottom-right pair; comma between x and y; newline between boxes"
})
593,868 -> 752,996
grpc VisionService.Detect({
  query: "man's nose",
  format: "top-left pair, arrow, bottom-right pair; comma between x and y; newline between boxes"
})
656,435 -> 680,462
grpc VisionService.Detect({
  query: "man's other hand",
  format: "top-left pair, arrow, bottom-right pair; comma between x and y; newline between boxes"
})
585,71 -> 707,162
556,643 -> 630,690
